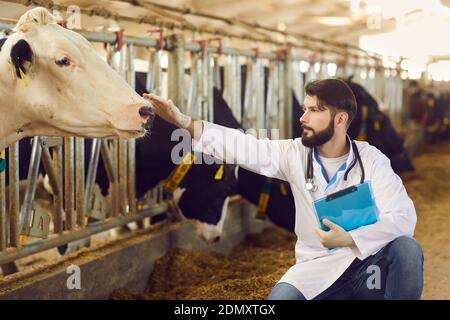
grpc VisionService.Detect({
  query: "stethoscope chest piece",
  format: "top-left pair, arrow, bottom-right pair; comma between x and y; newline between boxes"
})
305,179 -> 317,192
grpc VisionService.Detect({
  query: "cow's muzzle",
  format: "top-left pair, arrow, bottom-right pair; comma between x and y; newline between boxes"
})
139,106 -> 155,131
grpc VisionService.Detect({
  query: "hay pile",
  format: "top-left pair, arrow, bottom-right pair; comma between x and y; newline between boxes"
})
111,141 -> 450,300
111,227 -> 296,300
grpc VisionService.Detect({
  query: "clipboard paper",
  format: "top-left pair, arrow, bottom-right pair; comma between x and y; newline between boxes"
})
313,181 -> 379,232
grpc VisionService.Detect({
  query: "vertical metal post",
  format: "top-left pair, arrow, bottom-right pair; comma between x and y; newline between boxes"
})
155,51 -> 163,96
100,140 -> 117,196
375,67 -> 384,105
234,55 -> 242,124
127,44 -> 136,90
187,55 -> 198,117
284,49 -> 293,139
306,59 -> 318,83
120,44 -> 127,79
64,137 -> 74,230
41,142 -> 63,230
200,55 -> 208,120
19,137 -> 42,237
146,49 -> 154,93
118,139 -> 128,215
194,56 -> 203,119
127,140 -> 136,215
127,44 -> 136,216
0,164 -> 6,251
41,147 -> 60,198
106,44 -> 119,218
109,139 -> 119,217
276,61 -> 284,135
147,50 -> 163,96
292,59 -> 304,104
75,137 -> 84,226
255,58 -> 265,131
168,33 -> 185,112
8,142 -> 19,246
83,139 -> 100,215
320,61 -> 328,79
266,62 -> 275,130
52,144 -> 63,233
222,54 -> 232,115
243,58 -> 254,129
207,53 -> 214,122
213,56 -> 221,92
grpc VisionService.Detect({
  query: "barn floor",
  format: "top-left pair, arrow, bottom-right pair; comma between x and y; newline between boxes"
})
110,140 -> 450,300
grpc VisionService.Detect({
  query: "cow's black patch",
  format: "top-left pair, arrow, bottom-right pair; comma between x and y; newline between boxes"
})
10,39 -> 33,78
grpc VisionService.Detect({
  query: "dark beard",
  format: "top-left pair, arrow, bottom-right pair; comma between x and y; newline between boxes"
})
301,119 -> 335,148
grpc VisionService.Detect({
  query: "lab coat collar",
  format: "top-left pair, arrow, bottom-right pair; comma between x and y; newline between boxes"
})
312,135 -> 356,191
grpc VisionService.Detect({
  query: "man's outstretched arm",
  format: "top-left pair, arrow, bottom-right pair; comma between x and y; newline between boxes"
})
143,93 -> 293,181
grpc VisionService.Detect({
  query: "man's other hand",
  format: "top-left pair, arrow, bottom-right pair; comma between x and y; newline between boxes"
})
315,219 -> 356,248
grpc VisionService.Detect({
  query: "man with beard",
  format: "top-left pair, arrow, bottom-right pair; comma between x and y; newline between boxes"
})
144,78 -> 423,300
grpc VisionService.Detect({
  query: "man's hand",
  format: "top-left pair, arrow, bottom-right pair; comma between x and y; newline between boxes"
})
315,219 -> 356,249
143,93 -> 192,129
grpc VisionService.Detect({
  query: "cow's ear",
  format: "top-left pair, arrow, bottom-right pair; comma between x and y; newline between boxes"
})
13,7 -> 56,32
10,39 -> 33,79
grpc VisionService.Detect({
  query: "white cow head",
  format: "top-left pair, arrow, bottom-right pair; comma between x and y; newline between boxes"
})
0,7 -> 154,149
171,187 -> 229,243
194,196 -> 230,244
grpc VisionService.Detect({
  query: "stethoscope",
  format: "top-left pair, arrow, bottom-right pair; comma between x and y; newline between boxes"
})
305,140 -> 365,192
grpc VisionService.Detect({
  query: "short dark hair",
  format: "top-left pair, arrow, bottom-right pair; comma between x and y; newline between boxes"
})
305,78 -> 357,126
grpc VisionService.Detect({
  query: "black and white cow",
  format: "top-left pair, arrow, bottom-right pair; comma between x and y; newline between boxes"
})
345,80 -> 414,173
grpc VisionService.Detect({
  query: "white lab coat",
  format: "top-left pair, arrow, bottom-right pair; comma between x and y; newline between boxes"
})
192,121 -> 417,299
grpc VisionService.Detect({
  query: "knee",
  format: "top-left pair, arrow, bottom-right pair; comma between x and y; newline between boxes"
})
267,282 -> 306,300
387,236 -> 424,266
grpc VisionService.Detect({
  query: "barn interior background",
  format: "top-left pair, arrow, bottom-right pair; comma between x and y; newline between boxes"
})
0,0 -> 448,300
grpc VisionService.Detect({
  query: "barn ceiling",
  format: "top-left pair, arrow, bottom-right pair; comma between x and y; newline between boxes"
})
1,0 -> 450,78
0,0 -> 401,47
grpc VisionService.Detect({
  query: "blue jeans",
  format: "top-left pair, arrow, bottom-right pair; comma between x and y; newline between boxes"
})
268,236 -> 424,300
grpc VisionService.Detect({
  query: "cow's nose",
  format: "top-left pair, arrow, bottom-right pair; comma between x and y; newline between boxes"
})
139,106 -> 155,130
139,106 -> 154,120
213,236 -> 221,243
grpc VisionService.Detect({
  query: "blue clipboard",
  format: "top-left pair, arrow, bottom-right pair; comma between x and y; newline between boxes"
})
313,181 -> 379,232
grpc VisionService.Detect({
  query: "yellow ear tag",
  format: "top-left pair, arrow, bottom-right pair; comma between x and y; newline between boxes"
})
279,183 -> 288,196
357,132 -> 367,141
18,67 -> 29,87
374,121 -> 381,131
19,235 -> 27,246
0,149 -> 6,173
357,129 -> 367,140
214,164 -> 224,180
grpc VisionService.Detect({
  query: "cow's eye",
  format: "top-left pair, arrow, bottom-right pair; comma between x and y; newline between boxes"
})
55,57 -> 70,66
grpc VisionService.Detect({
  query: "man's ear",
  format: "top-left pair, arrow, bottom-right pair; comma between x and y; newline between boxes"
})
336,111 -> 349,128
10,39 -> 33,79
